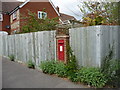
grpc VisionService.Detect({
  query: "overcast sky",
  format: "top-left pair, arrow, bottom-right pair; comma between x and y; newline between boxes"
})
50,0 -> 83,20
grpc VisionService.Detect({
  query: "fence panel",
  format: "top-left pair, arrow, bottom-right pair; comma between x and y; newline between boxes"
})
69,26 -> 120,67
1,31 -> 56,66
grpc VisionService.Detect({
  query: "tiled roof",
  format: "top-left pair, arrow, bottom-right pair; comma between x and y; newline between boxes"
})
2,2 -> 22,13
59,13 -> 76,22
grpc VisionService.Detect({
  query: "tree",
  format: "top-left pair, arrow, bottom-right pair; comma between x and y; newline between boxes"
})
78,1 -> 120,26
20,10 -> 58,33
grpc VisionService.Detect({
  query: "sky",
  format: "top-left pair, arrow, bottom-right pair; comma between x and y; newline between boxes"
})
50,0 -> 83,20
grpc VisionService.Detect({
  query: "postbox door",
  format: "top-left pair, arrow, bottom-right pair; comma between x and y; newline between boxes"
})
58,40 -> 64,61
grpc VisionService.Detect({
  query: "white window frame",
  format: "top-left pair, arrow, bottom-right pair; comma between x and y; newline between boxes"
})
0,14 -> 3,21
38,11 -> 47,19
13,11 -> 17,20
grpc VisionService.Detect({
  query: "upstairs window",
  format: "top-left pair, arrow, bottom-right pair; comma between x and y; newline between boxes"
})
13,11 -> 17,20
38,11 -> 47,19
0,14 -> 3,21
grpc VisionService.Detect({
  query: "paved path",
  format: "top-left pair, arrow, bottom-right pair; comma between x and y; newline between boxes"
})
2,57 -> 88,88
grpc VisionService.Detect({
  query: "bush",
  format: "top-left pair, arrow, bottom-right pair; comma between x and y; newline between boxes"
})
67,70 -> 79,82
9,55 -> 15,61
40,60 -> 56,74
65,46 -> 78,82
101,46 -> 120,87
39,59 -> 108,87
77,67 -> 107,88
20,10 -> 58,33
101,59 -> 120,87
27,60 -> 35,69
55,61 -> 67,77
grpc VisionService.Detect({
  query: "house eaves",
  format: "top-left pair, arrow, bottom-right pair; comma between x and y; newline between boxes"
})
19,0 -> 30,8
49,0 -> 60,16
9,0 -> 30,15
9,6 -> 20,15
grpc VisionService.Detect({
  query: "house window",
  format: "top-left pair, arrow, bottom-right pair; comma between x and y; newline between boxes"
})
38,11 -> 47,19
13,12 -> 17,20
0,14 -> 3,21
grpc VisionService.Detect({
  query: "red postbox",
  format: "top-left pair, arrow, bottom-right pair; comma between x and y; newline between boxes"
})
58,40 -> 64,61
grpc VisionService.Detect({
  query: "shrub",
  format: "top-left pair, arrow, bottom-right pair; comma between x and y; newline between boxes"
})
65,46 -> 78,82
101,46 -> 120,87
40,60 -> 56,74
27,60 -> 35,69
101,59 -> 120,87
67,70 -> 79,82
9,55 -> 15,61
65,54 -> 78,82
55,61 -> 67,77
77,67 -> 107,88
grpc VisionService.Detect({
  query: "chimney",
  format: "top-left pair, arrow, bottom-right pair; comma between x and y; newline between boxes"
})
56,6 -> 59,13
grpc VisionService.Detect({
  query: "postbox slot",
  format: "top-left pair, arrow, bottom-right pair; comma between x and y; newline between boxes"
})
60,46 -> 63,51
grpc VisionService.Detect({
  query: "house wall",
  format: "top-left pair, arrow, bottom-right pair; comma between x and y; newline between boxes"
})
19,2 -> 59,32
20,2 -> 58,19
10,2 -> 59,33
10,10 -> 20,34
1,14 -> 10,34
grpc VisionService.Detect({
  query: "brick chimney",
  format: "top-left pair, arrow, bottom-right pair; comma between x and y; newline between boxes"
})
56,6 -> 59,13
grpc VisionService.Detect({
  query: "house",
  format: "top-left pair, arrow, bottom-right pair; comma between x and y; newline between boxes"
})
1,0 -> 76,34
9,0 -> 61,34
56,7 -> 76,24
0,2 -> 21,34
59,13 -> 76,24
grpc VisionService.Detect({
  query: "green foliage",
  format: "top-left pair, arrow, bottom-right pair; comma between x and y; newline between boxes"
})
65,45 -> 78,82
55,61 -> 67,77
40,60 -> 56,74
83,16 -> 105,26
27,60 -> 35,69
67,70 -> 78,82
9,55 -> 15,61
20,10 -> 58,33
40,60 -> 67,77
101,45 -> 120,87
101,58 -> 120,87
39,59 -> 108,87
39,46 -> 112,88
77,67 -> 107,88
79,2 -> 119,26
66,45 -> 78,71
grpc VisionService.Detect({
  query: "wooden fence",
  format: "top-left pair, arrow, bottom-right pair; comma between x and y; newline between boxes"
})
0,31 -> 56,66
69,25 -> 120,67
0,26 -> 120,67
